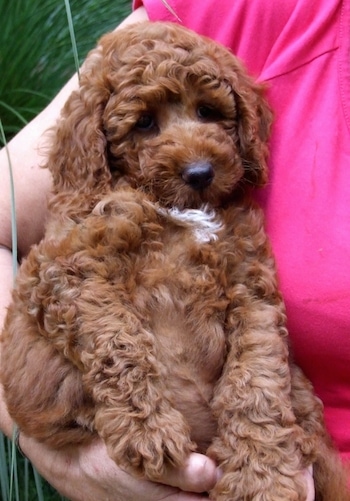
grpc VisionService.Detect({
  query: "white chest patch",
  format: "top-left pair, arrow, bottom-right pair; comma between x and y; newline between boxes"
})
167,207 -> 223,243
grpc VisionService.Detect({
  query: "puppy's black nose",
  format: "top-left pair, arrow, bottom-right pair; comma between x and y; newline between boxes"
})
182,161 -> 214,191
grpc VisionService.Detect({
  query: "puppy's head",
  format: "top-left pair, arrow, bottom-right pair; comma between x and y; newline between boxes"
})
47,21 -> 272,212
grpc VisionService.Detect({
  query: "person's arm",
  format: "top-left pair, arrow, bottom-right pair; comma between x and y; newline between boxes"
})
12,433 -> 219,501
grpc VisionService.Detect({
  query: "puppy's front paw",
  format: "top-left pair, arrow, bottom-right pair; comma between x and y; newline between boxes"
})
208,439 -> 307,501
210,469 -> 307,501
99,405 -> 196,480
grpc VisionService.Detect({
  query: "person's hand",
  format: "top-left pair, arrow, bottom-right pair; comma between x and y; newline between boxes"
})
19,435 -> 219,501
19,431 -> 316,501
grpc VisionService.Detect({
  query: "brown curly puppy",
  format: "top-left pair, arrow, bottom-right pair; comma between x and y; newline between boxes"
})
1,21 -> 349,501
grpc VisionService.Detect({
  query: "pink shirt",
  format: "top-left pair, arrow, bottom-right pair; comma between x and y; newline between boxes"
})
133,0 -> 350,462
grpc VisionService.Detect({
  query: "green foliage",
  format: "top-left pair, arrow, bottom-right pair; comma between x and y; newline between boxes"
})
0,0 -> 131,142
0,435 -> 64,501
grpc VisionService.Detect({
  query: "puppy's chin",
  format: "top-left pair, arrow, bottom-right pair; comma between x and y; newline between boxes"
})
152,187 -> 238,211
150,192 -> 210,211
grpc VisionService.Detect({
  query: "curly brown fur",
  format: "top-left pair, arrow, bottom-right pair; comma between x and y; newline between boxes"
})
1,22 -> 349,500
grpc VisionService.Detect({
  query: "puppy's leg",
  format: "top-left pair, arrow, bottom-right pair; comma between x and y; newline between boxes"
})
207,299 -> 307,501
37,258 -> 195,479
1,311 -> 93,447
79,306 -> 196,480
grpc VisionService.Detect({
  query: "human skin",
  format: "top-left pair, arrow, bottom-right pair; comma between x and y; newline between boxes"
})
0,5 -> 314,500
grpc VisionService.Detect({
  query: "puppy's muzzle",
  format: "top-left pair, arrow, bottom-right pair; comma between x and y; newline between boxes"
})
182,161 -> 214,191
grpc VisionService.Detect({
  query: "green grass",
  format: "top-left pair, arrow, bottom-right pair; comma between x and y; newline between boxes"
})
0,1 -> 131,499
0,0 -> 131,142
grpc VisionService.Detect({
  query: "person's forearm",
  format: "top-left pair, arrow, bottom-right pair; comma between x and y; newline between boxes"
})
0,74 -> 79,434
0,75 -> 78,258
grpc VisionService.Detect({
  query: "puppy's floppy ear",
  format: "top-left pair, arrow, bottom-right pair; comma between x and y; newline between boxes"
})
45,39 -> 112,194
229,65 -> 273,188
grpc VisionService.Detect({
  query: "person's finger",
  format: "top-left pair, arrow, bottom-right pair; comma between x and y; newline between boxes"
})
159,453 -> 219,493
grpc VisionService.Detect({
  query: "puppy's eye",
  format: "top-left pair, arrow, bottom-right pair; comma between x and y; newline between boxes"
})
197,105 -> 223,121
136,113 -> 156,130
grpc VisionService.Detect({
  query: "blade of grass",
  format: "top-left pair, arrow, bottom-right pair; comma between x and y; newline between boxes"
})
0,102 -> 28,127
64,0 -> 80,79
0,433 -> 10,500
32,468 -> 45,501
9,435 -> 19,501
0,119 -> 19,501
0,121 -> 47,500
161,0 -> 182,21
0,119 -> 17,277
23,458 -> 29,501
7,89 -> 51,100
